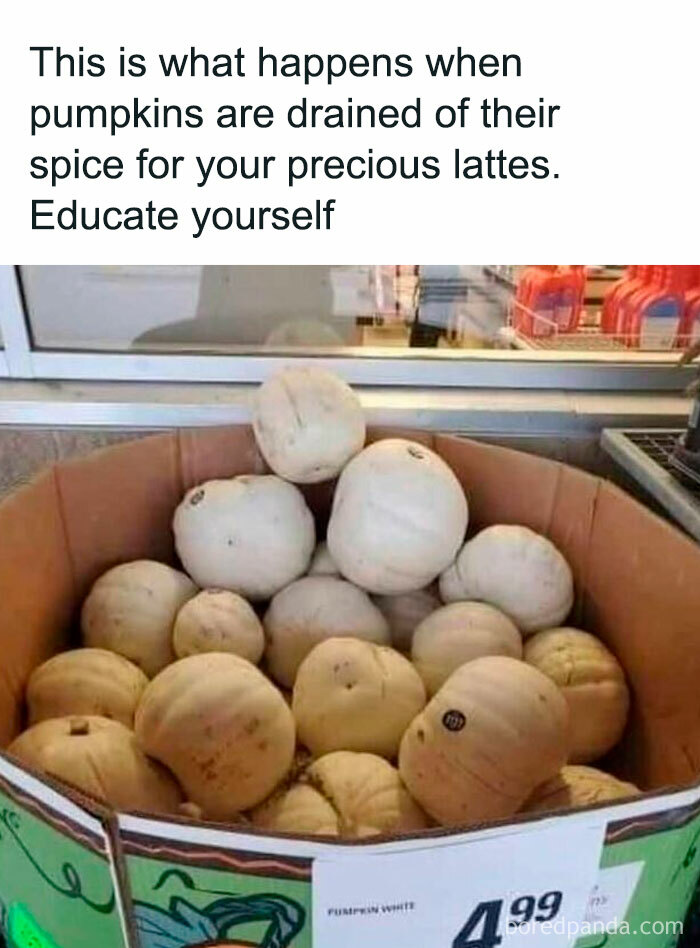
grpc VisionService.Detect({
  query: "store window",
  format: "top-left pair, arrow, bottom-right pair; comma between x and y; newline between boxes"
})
0,265 -> 694,390
0,286 -> 8,366
18,265 -> 512,353
21,266 -> 205,352
19,265 -> 700,357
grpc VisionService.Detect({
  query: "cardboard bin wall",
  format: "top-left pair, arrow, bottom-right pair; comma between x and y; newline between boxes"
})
0,427 -> 699,948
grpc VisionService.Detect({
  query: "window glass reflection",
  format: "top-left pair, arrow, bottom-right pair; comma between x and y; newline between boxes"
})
19,265 -> 700,355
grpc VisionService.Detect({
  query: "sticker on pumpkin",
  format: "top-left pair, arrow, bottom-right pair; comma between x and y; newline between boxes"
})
441,710 -> 466,732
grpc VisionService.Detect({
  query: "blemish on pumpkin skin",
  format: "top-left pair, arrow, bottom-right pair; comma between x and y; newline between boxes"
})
199,756 -> 217,779
243,717 -> 260,736
189,488 -> 205,506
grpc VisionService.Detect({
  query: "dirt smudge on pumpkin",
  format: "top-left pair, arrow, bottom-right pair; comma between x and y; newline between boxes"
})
198,755 -> 218,781
243,716 -> 260,736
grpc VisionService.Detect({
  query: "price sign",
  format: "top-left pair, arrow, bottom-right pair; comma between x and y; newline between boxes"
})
313,819 -> 605,947
584,862 -> 644,928
452,890 -> 565,946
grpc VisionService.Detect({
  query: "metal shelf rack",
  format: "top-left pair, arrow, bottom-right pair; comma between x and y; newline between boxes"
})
600,428 -> 700,542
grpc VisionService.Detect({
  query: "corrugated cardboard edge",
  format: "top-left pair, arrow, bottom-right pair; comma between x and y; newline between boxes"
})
0,470 -> 75,745
585,479 -> 700,786
54,432 -> 184,599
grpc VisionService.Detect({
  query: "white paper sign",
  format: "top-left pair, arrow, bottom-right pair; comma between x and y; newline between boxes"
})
584,862 -> 645,928
313,820 -> 605,947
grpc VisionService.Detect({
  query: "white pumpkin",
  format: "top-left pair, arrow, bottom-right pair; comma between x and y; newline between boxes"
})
252,367 -> 366,483
412,602 -> 523,696
292,637 -> 427,758
173,589 -> 264,664
307,541 -> 340,577
81,560 -> 197,676
373,587 -> 441,652
173,475 -> 315,600
440,525 -> 574,634
264,320 -> 345,349
264,576 -> 390,688
327,439 -> 469,595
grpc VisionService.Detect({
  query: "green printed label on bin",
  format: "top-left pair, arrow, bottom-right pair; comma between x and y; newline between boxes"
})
0,773 -> 125,948
121,825 -> 313,948
576,795 -> 700,947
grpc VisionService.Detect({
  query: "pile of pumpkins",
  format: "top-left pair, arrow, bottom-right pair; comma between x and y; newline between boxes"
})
8,367 -> 639,838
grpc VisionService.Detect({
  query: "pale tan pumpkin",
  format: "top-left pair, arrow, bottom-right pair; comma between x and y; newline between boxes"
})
81,560 -> 197,677
135,652 -> 295,819
292,637 -> 426,759
26,648 -> 148,728
173,589 -> 264,665
250,782 -> 340,836
399,656 -> 569,826
8,715 -> 182,813
524,628 -> 630,763
264,576 -> 390,689
411,602 -> 522,696
251,751 -> 429,838
522,765 -> 639,814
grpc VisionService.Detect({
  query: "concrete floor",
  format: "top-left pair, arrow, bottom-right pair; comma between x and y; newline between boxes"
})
0,426 -> 667,530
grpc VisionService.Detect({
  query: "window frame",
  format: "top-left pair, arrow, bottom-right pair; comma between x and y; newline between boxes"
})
0,265 -> 695,392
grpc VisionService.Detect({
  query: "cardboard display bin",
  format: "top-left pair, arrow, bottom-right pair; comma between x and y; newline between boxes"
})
1,426 -> 700,948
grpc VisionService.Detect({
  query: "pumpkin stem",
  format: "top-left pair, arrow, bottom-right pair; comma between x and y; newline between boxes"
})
179,801 -> 204,821
69,717 -> 90,736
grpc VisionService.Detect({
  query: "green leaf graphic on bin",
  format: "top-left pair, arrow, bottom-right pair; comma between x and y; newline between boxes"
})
0,796 -> 121,948
6,903 -> 62,948
133,878 -> 306,948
